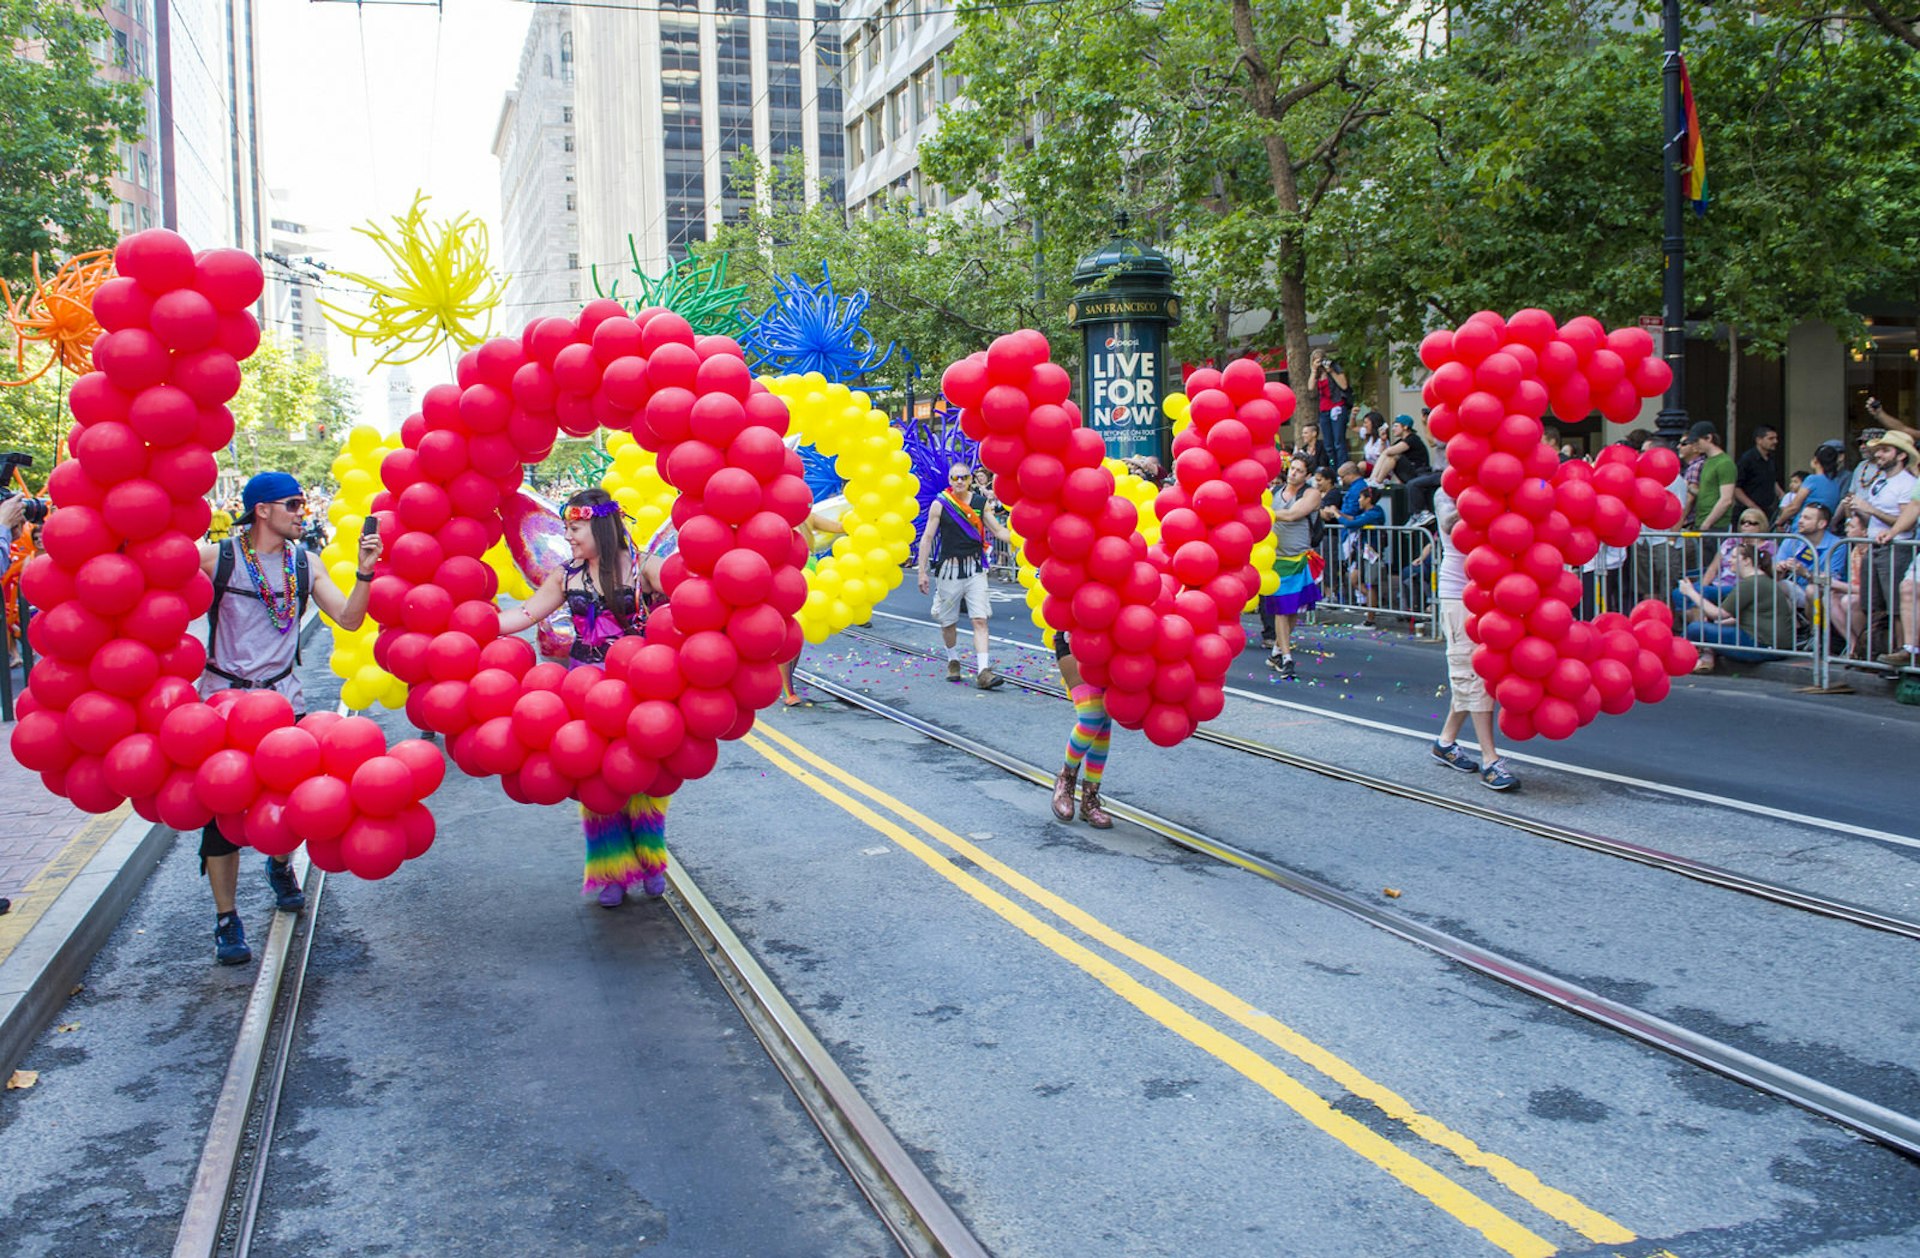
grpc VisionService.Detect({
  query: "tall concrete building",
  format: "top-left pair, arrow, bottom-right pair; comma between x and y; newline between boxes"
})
571,0 -> 846,280
838,0 -> 969,217
492,4 -> 582,322
98,0 -> 165,237
155,0 -> 268,254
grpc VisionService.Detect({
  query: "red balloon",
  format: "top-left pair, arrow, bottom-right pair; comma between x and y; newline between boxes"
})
321,715 -> 388,779
196,748 -> 260,814
194,247 -> 266,310
227,689 -> 295,750
342,817 -> 409,880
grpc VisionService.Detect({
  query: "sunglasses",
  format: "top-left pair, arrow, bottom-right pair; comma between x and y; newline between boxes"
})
268,497 -> 306,513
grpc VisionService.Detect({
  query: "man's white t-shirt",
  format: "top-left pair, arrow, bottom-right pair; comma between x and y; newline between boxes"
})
1863,468 -> 1918,540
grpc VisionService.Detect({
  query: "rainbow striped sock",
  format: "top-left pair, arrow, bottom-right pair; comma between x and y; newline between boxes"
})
1063,685 -> 1111,788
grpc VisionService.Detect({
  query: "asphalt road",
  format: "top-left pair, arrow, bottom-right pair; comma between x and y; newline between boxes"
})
866,580 -> 1920,840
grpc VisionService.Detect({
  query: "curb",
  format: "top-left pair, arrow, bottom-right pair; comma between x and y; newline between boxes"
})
0,812 -> 175,1078
0,609 -> 328,1079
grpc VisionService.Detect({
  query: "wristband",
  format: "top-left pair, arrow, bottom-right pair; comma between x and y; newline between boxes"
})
356,570 -> 376,582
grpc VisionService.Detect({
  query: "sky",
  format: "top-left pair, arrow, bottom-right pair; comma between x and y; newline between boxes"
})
257,0 -> 533,423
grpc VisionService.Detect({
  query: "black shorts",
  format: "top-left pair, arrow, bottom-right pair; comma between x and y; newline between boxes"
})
1053,631 -> 1071,661
199,707 -> 303,872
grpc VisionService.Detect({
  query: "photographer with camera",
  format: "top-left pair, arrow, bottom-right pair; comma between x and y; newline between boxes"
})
1310,350 -> 1352,466
196,470 -> 381,965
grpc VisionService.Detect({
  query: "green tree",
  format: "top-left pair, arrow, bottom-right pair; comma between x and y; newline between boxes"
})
226,335 -> 359,491
0,370 -> 68,493
700,157 -> 1088,390
1,0 -> 145,289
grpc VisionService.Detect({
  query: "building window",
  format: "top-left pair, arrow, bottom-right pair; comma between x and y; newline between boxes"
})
890,87 -> 908,140
565,192 -> 576,211
569,280 -> 580,299
120,200 -> 135,230
845,34 -> 861,89
847,121 -> 864,168
112,28 -> 128,67
563,135 -> 574,152
883,1 -> 901,52
913,64 -> 934,124
139,204 -> 152,230
559,31 -> 573,81
568,252 -> 579,270
562,106 -> 573,124
565,166 -> 575,182
136,150 -> 149,188
867,106 -> 884,154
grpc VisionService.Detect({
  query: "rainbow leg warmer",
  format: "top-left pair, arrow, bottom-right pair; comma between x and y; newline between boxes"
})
1063,685 -> 1112,788
581,794 -> 671,892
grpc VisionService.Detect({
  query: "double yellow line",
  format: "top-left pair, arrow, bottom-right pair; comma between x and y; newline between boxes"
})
743,722 -> 1645,1258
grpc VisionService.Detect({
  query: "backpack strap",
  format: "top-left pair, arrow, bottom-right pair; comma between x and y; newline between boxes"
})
293,547 -> 311,665
206,539 -> 235,658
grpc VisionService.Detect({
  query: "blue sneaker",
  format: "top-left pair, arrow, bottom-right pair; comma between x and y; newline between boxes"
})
1480,758 -> 1519,792
214,914 -> 251,966
266,857 -> 306,912
1430,740 -> 1480,774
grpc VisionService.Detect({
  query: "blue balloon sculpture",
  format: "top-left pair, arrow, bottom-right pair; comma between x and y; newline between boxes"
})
736,263 -> 911,387
900,403 -> 982,538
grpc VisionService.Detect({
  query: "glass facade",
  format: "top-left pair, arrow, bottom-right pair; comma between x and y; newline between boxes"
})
815,1 -> 845,205
766,0 -> 804,166
660,0 -> 704,257
715,0 -> 753,223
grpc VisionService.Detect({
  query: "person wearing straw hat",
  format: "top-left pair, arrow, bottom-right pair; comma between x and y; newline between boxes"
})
1848,431 -> 1919,659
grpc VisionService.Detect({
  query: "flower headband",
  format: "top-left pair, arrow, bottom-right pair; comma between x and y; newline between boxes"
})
564,500 -> 623,522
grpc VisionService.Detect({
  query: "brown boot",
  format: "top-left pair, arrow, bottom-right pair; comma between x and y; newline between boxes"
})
1079,781 -> 1112,829
1051,768 -> 1077,821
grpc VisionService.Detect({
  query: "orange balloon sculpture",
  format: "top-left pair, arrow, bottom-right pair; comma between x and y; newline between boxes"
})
1,249 -> 116,386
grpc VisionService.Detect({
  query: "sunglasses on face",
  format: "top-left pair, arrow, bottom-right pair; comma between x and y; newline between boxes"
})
269,497 -> 306,513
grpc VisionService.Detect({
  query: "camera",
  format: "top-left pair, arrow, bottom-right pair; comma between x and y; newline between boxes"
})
0,452 -> 48,527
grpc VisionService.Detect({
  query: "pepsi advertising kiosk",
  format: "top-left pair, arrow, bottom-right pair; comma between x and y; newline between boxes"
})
1066,218 -> 1181,467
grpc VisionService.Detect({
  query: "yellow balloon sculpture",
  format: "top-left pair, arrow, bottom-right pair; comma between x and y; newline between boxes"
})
764,374 -> 920,644
317,191 -> 504,370
1162,392 -> 1279,604
600,431 -> 675,547
323,426 -> 409,711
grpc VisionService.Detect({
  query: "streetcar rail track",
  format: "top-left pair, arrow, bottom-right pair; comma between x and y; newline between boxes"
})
172,730 -> 985,1258
838,627 -> 1920,944
795,663 -> 1920,1163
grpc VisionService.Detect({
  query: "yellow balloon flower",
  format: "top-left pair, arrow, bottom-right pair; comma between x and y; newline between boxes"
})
318,191 -> 504,370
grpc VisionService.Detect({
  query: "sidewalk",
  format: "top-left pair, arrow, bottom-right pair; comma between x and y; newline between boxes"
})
0,724 -> 99,911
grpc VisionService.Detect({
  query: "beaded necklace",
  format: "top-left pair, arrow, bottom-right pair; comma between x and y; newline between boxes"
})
236,533 -> 298,633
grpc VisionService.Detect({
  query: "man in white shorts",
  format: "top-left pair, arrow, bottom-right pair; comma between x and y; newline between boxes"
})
917,462 -> 1011,689
1429,488 -> 1518,791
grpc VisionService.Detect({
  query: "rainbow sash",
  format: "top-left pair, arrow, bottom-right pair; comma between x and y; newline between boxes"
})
940,488 -> 983,542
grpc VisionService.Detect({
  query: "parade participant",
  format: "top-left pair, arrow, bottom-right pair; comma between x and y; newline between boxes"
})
1430,488 -> 1517,791
1262,455 -> 1323,679
198,471 -> 380,964
206,500 -> 234,543
499,488 -> 667,908
917,461 -> 1012,689
1049,631 -> 1113,829
781,508 -> 846,706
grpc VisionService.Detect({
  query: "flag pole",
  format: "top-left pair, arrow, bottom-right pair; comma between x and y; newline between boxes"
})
1657,0 -> 1689,442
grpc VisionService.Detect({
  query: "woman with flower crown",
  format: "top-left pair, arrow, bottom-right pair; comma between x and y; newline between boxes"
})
499,488 -> 669,908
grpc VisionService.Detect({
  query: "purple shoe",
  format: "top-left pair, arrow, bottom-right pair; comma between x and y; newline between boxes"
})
597,883 -> 626,909
642,872 -> 667,898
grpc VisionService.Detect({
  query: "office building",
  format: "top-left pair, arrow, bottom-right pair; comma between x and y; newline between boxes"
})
570,0 -> 846,279
492,4 -> 582,321
838,0 -> 970,217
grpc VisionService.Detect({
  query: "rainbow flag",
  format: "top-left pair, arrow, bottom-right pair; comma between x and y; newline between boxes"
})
1680,57 -> 1707,216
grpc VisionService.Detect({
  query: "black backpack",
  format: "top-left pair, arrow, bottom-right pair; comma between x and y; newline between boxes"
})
205,540 -> 312,689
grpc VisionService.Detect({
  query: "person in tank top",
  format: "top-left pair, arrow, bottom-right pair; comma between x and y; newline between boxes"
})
500,488 -> 671,908
196,472 -> 380,966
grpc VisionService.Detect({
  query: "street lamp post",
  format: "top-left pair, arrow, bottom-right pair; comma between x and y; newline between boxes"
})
1657,0 -> 1689,442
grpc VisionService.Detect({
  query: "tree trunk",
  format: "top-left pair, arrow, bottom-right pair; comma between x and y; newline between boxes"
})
1228,0 -> 1317,431
1724,324 -> 1739,449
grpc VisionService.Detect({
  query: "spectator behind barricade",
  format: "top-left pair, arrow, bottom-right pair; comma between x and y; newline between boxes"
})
1309,468 -> 1337,550
1293,421 -> 1330,474
1734,424 -> 1785,520
1868,457 -> 1920,668
1358,410 -> 1390,475
1321,461 -> 1366,523
1775,441 -> 1845,531
1773,501 -> 1847,614
1673,508 -> 1776,616
1847,431 -> 1919,659
1397,513 -> 1437,615
1682,422 -> 1738,531
1339,481 -> 1385,627
1849,428 -> 1885,500
1679,545 -> 1796,673
1831,513 -> 1869,658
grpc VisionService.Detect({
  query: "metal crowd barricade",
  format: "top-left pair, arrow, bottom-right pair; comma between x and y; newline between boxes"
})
1827,533 -> 1920,679
1311,522 -> 1441,638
